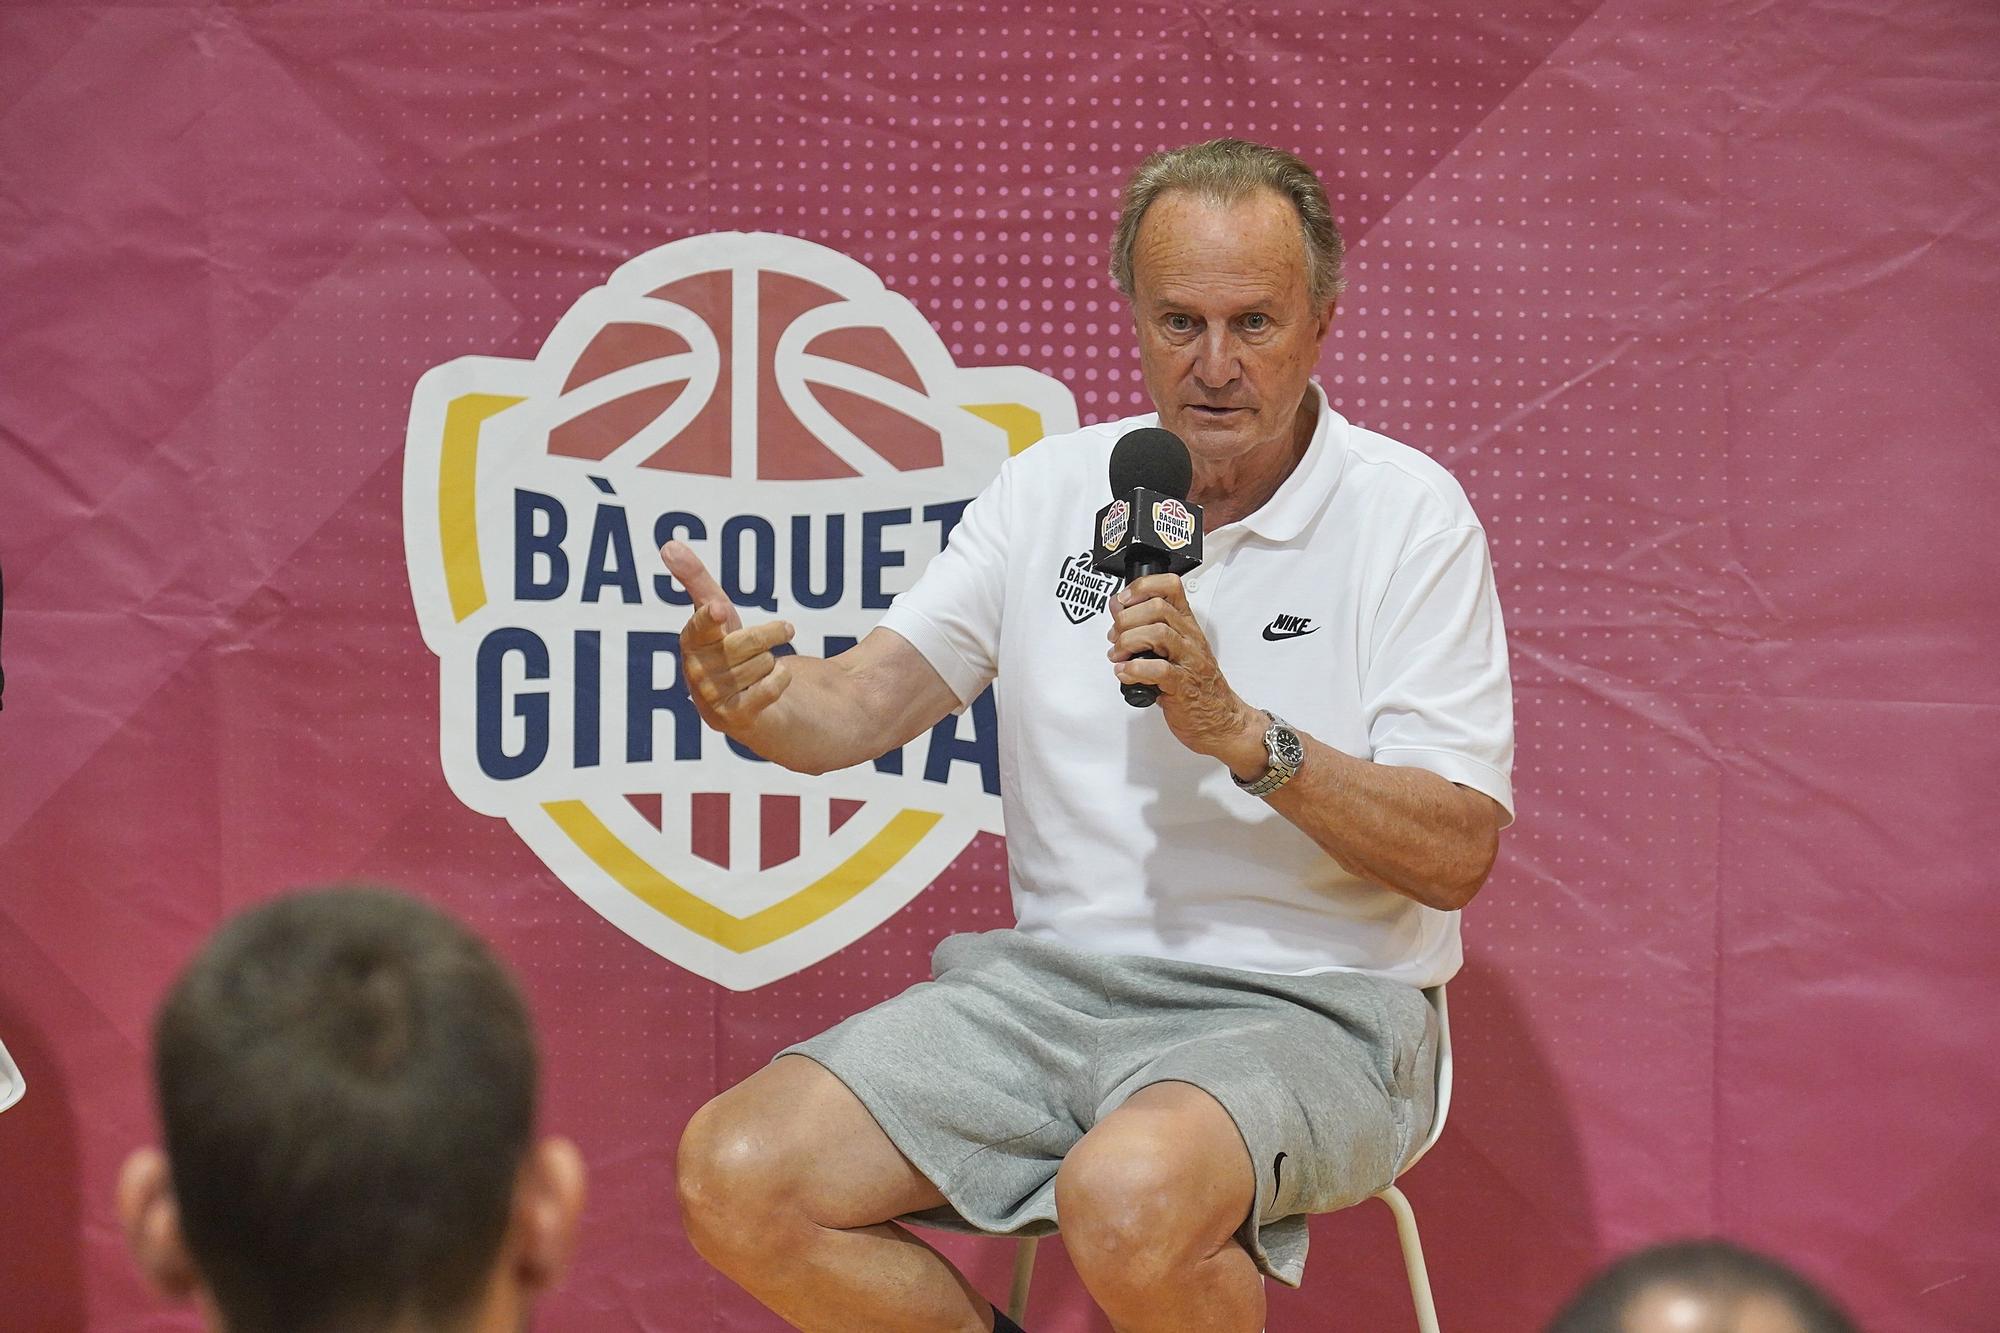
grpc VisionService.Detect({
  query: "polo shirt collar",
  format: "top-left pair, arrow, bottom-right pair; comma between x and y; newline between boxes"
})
1235,382 -> 1348,542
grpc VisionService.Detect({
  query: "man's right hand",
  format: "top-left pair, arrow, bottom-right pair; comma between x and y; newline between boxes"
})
661,540 -> 797,737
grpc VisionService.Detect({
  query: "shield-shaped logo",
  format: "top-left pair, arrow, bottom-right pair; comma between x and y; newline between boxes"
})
403,233 -> 1077,988
1152,497 -> 1195,551
1100,499 -> 1130,552
1055,550 -> 1119,625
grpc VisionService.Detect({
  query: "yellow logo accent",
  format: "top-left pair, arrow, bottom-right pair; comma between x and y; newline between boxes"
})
546,801 -> 943,953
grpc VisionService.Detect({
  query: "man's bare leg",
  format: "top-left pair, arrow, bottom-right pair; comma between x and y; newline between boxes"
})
678,1054 -> 999,1332
1055,1082 -> 1265,1333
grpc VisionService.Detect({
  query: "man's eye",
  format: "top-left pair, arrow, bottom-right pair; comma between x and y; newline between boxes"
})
1242,313 -> 1270,332
1165,314 -> 1195,333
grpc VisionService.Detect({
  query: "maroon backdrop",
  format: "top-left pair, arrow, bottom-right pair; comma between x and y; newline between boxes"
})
3,1 -> 1997,1329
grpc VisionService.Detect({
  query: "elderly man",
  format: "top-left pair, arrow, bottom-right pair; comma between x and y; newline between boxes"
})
118,889 -> 586,1333
672,138 -> 1513,1332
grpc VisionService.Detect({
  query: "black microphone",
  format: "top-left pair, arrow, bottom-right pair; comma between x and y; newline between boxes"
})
1091,428 -> 1204,708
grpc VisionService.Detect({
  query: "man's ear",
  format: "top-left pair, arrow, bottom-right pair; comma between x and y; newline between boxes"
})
116,1148 -> 202,1301
511,1136 -> 586,1293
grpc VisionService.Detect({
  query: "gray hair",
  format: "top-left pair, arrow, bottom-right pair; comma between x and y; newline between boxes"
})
1109,138 -> 1346,309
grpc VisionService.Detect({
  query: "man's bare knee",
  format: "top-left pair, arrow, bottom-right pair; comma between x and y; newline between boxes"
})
677,1087 -> 802,1264
676,1056 -> 946,1266
1055,1085 -> 1255,1295
1058,1137 -> 1210,1288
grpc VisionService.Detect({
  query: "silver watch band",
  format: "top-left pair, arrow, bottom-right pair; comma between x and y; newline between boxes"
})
1234,711 -> 1304,797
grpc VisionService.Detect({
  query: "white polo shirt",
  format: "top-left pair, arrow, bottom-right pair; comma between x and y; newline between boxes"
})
879,387 -> 1514,986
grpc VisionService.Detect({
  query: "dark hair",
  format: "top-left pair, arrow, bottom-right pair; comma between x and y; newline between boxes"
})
1548,1239 -> 1860,1333
152,888 -> 538,1333
1109,137 -> 1346,308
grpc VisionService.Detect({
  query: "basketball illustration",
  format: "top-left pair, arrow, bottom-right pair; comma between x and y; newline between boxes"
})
404,232 -> 1078,988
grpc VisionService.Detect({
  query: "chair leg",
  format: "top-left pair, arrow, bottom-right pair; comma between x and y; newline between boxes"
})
1375,1185 -> 1441,1333
1007,1236 -> 1038,1323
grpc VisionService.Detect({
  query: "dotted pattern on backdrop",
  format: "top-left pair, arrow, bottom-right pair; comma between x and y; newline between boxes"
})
7,2 -> 1998,1330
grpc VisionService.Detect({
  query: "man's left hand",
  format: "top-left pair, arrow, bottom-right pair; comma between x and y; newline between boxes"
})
1108,573 -> 1266,775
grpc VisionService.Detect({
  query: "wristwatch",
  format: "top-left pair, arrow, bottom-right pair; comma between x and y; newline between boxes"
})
1233,711 -> 1305,797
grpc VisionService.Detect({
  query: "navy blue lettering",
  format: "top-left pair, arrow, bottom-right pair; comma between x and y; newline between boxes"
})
582,503 -> 642,604
513,490 -> 569,601
791,514 -> 845,610
721,515 -> 779,612
475,628 -> 550,780
573,630 -> 601,768
923,498 -> 972,549
627,631 -> 701,762
862,508 -> 912,608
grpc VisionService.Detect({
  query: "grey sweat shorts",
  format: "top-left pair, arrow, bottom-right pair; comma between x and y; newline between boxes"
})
778,928 -> 1439,1287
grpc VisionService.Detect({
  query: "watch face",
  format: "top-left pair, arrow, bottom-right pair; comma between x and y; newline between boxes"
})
1236,713 -> 1305,794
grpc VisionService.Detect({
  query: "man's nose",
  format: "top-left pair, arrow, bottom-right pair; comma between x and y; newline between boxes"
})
1191,327 -> 1240,389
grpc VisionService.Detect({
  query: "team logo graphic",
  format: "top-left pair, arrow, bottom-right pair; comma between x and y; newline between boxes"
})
1151,497 -> 1195,551
1055,550 -> 1120,625
404,232 -> 1077,988
1099,499 -> 1130,552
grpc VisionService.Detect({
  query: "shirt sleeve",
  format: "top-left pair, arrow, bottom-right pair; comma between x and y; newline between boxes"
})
1362,524 -> 1516,825
875,458 -> 1014,707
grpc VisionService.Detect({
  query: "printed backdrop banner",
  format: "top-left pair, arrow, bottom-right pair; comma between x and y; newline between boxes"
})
2,2 -> 1996,1329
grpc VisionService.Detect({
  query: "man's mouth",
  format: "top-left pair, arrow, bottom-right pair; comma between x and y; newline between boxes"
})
1188,405 -> 1247,418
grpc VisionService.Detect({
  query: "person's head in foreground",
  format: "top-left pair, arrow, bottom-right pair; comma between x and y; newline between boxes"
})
118,887 -> 585,1333
1548,1239 -> 1860,1333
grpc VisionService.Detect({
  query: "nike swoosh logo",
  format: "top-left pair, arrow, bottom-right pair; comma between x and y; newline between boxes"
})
1262,623 -> 1319,641
1272,1151 -> 1288,1197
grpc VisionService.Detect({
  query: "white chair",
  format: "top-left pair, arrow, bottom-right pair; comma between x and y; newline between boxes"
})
1005,983 -> 1452,1331
0,1034 -> 24,1113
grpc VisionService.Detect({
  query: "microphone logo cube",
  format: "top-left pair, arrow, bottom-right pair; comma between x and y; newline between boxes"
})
1100,499 -> 1130,552
1152,498 -> 1195,551
1091,487 -> 1203,578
